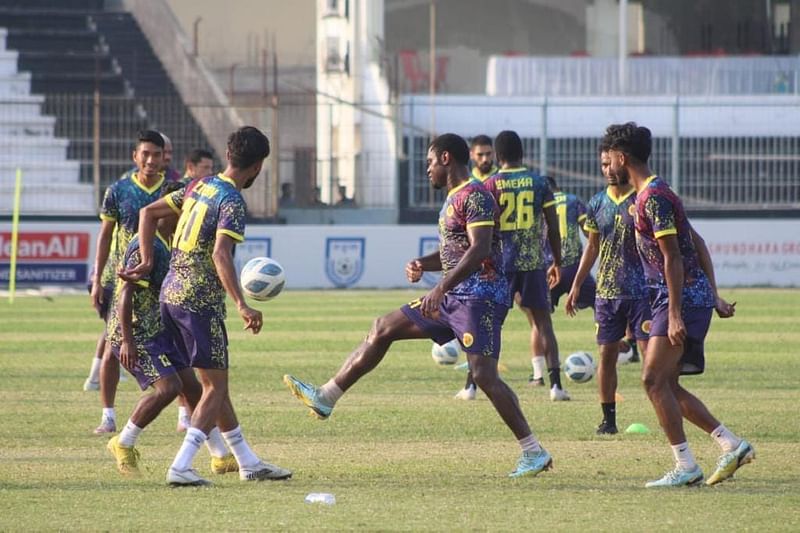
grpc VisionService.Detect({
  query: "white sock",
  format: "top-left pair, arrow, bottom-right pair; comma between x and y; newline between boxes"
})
205,427 -> 229,458
711,424 -> 741,453
171,427 -> 206,471
670,442 -> 697,470
221,426 -> 260,469
317,379 -> 344,407
88,357 -> 102,382
531,356 -> 546,380
518,434 -> 543,453
102,407 -> 116,422
178,405 -> 190,421
118,420 -> 142,447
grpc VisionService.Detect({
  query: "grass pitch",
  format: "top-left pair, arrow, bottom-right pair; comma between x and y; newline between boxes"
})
1,288 -> 799,531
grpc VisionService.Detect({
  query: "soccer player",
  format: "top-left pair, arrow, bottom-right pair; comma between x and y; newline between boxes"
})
284,133 -> 553,479
105,181 -> 237,477
483,131 -> 568,401
89,130 -> 171,434
124,126 -> 291,486
469,134 -> 499,182
183,148 -> 214,182
602,122 -> 753,487
159,132 -> 183,182
565,145 -> 650,435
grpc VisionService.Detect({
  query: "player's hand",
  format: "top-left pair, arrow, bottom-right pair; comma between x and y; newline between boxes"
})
119,260 -> 153,283
119,339 -> 136,372
547,264 -> 561,289
420,285 -> 445,319
667,313 -> 687,346
405,260 -> 423,283
714,296 -> 736,318
90,281 -> 104,314
564,288 -> 578,317
239,304 -> 263,334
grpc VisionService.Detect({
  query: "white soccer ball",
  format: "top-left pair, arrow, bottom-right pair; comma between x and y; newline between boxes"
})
240,257 -> 286,301
617,341 -> 635,366
431,339 -> 461,365
564,351 -> 595,383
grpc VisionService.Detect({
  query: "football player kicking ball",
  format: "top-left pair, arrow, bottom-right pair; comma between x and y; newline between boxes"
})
105,181 -> 236,477
602,122 -> 754,487
284,133 -> 553,478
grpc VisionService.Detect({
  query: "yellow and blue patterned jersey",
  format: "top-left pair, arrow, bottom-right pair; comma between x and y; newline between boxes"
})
471,164 -> 499,183
543,191 -> 587,267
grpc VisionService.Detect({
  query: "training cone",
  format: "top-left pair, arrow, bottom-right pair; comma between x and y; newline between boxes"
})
625,423 -> 650,434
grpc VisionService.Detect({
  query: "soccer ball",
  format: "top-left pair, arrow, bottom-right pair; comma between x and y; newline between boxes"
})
431,339 -> 461,365
240,257 -> 286,301
617,341 -> 635,366
564,351 -> 595,383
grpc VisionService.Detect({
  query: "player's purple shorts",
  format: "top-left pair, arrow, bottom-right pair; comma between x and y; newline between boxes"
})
594,297 -> 651,345
161,302 -> 229,370
648,290 -> 712,375
401,294 -> 509,359
551,262 -> 596,311
110,332 -> 187,390
507,269 -> 550,311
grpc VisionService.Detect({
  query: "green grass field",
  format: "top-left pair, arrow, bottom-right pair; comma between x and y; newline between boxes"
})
1,288 -> 799,531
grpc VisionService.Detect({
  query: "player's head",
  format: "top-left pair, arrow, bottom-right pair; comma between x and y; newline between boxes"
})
494,130 -> 523,165
601,122 -> 651,184
597,139 -> 617,186
226,126 -> 270,189
427,133 -> 469,190
544,175 -> 559,192
159,132 -> 173,170
185,148 -> 214,179
469,134 -> 494,175
133,130 -> 165,179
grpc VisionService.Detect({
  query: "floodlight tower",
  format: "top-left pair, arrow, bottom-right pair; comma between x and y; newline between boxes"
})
316,0 -> 396,208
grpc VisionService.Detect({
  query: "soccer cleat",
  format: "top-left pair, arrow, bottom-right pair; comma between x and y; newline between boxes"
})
283,374 -> 333,420
706,439 -> 755,486
83,378 -> 100,392
106,436 -> 140,476
645,465 -> 704,488
210,454 -> 239,475
176,415 -> 192,433
596,421 -> 619,435
454,386 -> 476,401
549,385 -> 570,401
240,461 -> 292,481
93,416 -> 117,434
509,449 -> 553,478
527,375 -> 545,387
167,467 -> 211,487
454,361 -> 470,372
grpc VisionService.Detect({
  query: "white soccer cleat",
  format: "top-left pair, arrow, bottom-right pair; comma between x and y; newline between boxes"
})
549,385 -> 571,401
167,467 -> 211,487
239,461 -> 292,481
454,386 -> 477,401
83,378 -> 100,391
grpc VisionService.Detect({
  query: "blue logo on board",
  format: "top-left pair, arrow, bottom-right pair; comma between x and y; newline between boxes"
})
418,236 -> 440,288
325,237 -> 365,288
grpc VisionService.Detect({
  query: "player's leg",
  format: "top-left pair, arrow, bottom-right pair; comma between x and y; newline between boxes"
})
595,299 -> 627,434
94,342 -> 119,434
284,304 -> 432,419
454,370 -> 477,400
525,306 -> 567,400
176,395 -> 192,432
83,333 -> 105,391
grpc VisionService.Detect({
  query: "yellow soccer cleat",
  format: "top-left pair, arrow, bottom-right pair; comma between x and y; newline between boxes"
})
106,435 -> 141,476
706,439 -> 755,486
210,454 -> 239,475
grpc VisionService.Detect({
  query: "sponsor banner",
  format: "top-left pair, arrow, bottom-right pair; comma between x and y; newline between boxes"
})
419,236 -> 441,288
0,232 -> 89,261
0,263 -> 87,283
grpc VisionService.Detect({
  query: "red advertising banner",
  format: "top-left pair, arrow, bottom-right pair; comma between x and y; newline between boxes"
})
0,232 -> 90,261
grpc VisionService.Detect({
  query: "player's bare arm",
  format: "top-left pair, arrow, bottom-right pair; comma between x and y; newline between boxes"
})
406,251 -> 442,283
543,204 -> 562,288
119,199 -> 175,282
213,233 -> 263,334
90,219 -> 116,312
117,281 -> 137,371
420,225 -> 492,318
566,231 -> 600,317
690,227 -> 735,318
656,234 -> 686,346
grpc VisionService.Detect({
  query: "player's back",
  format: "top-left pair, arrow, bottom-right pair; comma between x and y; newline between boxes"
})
483,167 -> 555,272
544,191 -> 586,267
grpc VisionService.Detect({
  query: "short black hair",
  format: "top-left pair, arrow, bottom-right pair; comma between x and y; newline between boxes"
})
544,175 -> 557,189
602,122 -> 652,163
428,133 -> 469,166
160,180 -> 185,197
186,148 -> 213,164
494,130 -> 523,163
136,129 -> 165,150
470,134 -> 493,148
227,126 -> 270,169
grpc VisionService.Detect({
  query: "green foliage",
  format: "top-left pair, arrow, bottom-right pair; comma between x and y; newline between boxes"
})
1,289 -> 799,531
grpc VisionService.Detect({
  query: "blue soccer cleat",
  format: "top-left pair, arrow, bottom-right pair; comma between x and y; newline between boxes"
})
706,439 -> 755,486
509,449 -> 553,478
645,465 -> 704,488
283,375 -> 333,420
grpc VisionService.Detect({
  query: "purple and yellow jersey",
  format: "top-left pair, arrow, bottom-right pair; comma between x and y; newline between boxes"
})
584,187 -> 646,299
471,164 -> 499,183
439,178 -> 509,305
98,172 -> 166,288
634,176 -> 714,307
106,232 -> 172,348
160,173 -> 246,315
483,167 -> 555,272
543,192 -> 587,267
